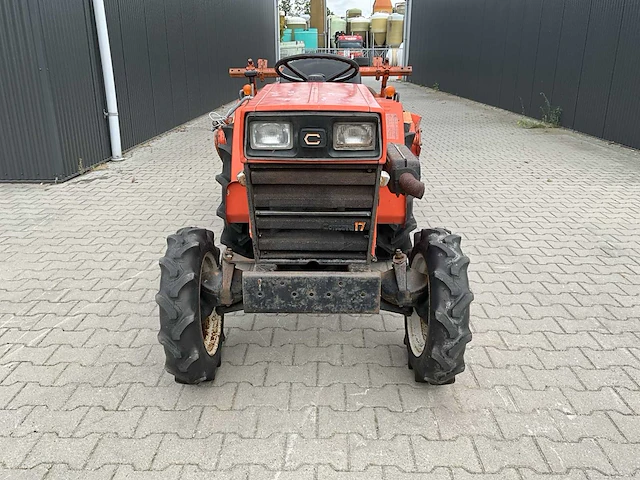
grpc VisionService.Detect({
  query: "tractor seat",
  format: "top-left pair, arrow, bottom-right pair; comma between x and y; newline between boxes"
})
279,57 -> 362,84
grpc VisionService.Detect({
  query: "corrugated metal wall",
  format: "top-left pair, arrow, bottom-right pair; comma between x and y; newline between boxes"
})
0,0 -> 107,182
408,0 -> 640,150
0,0 -> 276,182
104,0 -> 276,150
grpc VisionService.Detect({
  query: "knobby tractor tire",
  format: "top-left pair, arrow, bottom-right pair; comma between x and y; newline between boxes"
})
156,227 -> 225,384
405,228 -> 473,384
216,125 -> 254,258
376,198 -> 417,260
220,223 -> 254,258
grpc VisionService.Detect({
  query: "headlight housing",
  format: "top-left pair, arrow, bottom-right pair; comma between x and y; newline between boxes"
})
333,123 -> 376,151
250,122 -> 293,150
244,113 -> 381,159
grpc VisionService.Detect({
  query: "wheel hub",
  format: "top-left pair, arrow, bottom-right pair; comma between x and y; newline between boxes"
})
407,253 -> 428,357
202,310 -> 222,355
200,252 -> 222,356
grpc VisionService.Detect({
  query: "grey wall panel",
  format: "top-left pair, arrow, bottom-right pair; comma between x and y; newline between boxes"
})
457,0 -> 485,100
164,0 -> 190,127
573,0 -> 625,138
603,2 -> 640,148
1,1 -> 55,180
181,1 -> 202,120
551,0 -> 590,127
442,0 -> 465,95
213,0 -> 231,98
408,0 -> 431,88
205,0 -> 222,106
106,0 -> 277,148
117,0 -> 157,148
145,0 -> 175,136
476,0 -> 509,107
38,0 -> 111,175
0,0 -> 57,181
443,1 -> 465,96
514,0 -> 543,116
1,0 -> 276,181
418,0 -> 437,88
408,0 -> 640,150
531,0 -> 565,118
498,0 -> 526,111
432,0 -> 452,91
194,0 -> 213,109
408,1 -> 425,83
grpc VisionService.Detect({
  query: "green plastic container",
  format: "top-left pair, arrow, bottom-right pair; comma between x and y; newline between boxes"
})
293,28 -> 318,50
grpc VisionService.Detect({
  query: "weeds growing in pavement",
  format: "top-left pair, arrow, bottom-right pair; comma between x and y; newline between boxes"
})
540,92 -> 562,127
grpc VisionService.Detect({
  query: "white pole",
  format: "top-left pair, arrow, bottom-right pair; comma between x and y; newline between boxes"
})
275,0 -> 281,60
92,0 -> 123,161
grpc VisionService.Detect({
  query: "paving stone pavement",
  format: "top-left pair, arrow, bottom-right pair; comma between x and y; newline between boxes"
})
1,80 -> 640,479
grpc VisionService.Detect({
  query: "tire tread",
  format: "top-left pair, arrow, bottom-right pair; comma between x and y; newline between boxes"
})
407,227 -> 473,385
157,228 -> 223,384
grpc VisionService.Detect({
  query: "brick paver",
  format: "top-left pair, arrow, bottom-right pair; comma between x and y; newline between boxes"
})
1,81 -> 639,478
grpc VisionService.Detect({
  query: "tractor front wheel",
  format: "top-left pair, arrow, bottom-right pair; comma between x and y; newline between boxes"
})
375,199 -> 417,260
221,223 -> 254,258
156,227 -> 224,384
405,228 -> 473,384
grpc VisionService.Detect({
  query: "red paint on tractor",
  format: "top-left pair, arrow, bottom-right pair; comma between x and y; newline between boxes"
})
222,57 -> 421,227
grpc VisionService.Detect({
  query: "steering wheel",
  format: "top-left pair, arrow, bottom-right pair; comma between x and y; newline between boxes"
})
275,54 -> 360,83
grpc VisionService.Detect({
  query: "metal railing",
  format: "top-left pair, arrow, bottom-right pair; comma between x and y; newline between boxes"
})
279,46 -> 406,66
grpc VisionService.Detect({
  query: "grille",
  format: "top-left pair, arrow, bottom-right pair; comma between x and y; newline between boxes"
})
248,164 -> 379,262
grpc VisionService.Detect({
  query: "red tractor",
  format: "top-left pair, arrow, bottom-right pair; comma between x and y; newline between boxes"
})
334,33 -> 370,66
157,54 -> 473,386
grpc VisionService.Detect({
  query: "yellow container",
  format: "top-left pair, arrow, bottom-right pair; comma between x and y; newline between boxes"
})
370,12 -> 389,46
286,16 -> 307,32
348,16 -> 370,38
387,13 -> 404,47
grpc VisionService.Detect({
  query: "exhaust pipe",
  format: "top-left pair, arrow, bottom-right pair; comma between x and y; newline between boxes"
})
398,172 -> 425,199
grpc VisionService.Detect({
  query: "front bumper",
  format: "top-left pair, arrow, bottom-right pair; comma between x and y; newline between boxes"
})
242,270 -> 381,314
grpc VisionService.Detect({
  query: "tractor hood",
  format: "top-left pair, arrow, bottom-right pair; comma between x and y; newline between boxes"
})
248,82 -> 381,113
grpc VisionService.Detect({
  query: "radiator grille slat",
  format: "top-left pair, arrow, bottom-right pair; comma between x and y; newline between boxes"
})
260,230 -> 369,252
251,169 -> 377,185
256,216 -> 370,230
253,184 -> 374,210
249,165 -> 378,262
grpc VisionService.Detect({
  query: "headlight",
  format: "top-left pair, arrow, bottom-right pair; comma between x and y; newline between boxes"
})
333,123 -> 376,151
250,122 -> 293,150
